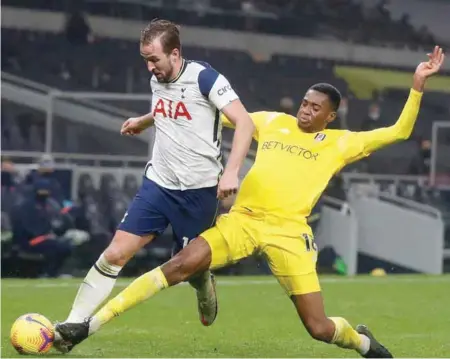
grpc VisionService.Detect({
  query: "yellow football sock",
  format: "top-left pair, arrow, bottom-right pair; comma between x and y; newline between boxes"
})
330,317 -> 364,350
89,267 -> 168,334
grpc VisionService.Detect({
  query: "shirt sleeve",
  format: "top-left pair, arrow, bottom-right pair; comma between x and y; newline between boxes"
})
198,67 -> 239,110
338,88 -> 423,164
221,111 -> 280,142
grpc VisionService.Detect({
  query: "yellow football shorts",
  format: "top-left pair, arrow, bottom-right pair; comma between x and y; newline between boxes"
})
200,210 -> 321,296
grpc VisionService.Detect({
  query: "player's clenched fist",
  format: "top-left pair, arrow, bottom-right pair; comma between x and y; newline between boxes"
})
217,170 -> 239,199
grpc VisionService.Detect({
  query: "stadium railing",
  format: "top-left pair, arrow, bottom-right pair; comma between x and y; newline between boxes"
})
378,192 -> 442,219
2,72 -> 138,119
2,72 -> 244,157
341,173 -> 429,190
2,151 -> 148,168
2,72 -> 147,153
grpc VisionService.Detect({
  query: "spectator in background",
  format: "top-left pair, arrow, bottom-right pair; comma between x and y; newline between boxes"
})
11,178 -> 74,277
1,211 -> 13,245
361,103 -> 381,131
279,96 -> 295,116
1,158 -> 26,215
1,158 -> 18,247
409,138 -> 432,175
417,26 -> 433,46
336,96 -> 349,129
375,0 -> 391,20
1,157 -> 21,190
2,34 -> 21,72
1,159 -> 20,274
25,154 -> 66,206
327,96 -> 349,130
241,0 -> 258,31
64,7 -> 93,46
419,139 -> 432,174
371,89 -> 383,103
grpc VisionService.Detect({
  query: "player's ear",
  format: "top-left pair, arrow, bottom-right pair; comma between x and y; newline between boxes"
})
326,111 -> 337,124
170,48 -> 179,63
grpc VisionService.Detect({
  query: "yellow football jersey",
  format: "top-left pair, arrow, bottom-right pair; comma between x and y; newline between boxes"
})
222,89 -> 422,232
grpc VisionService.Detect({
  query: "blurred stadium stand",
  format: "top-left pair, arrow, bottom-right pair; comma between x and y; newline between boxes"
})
2,27 -> 449,169
2,0 -> 445,50
2,0 -> 450,276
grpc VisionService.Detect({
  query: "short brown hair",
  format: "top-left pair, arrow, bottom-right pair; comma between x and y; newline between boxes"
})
140,19 -> 181,54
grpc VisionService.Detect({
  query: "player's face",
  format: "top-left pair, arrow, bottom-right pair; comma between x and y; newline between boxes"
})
296,90 -> 336,132
140,39 -> 179,83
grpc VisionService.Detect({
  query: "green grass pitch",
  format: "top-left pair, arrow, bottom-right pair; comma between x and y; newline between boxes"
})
2,275 -> 450,357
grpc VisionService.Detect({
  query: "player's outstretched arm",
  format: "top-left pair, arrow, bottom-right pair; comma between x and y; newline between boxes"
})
341,46 -> 445,162
120,112 -> 155,136
219,100 -> 255,199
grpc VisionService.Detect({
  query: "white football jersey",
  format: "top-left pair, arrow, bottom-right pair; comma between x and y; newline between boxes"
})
145,59 -> 239,190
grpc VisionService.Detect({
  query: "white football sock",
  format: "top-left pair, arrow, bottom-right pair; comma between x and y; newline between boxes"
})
65,254 -> 122,323
357,334 -> 371,355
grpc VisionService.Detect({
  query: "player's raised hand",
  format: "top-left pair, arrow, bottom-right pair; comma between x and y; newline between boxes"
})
415,46 -> 445,79
413,46 -> 445,92
217,170 -> 239,200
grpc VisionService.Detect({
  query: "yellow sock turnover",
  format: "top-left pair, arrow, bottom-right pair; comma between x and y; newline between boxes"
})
330,317 -> 370,355
89,267 -> 168,334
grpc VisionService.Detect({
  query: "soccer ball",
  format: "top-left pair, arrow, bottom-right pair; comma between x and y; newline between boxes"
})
10,313 -> 54,355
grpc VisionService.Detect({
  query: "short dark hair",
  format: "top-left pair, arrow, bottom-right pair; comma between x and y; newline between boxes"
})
140,19 -> 181,54
309,83 -> 341,111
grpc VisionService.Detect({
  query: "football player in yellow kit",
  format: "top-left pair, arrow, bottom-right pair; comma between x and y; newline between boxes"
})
57,47 -> 445,358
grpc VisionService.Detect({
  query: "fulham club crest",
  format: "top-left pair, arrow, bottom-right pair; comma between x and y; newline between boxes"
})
314,133 -> 326,142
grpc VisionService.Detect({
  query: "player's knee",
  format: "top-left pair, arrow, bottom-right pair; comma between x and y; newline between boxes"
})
303,318 -> 334,343
103,235 -> 132,266
103,231 -> 148,266
161,237 -> 212,286
163,254 -> 193,284
103,245 -> 128,266
163,251 -> 205,285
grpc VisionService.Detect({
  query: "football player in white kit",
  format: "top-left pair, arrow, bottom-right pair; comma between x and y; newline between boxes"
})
54,19 -> 255,352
